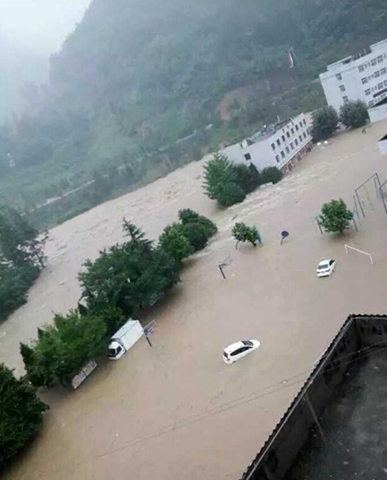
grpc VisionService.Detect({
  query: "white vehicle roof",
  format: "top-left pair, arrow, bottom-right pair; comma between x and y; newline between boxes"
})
224,341 -> 250,354
318,259 -> 332,266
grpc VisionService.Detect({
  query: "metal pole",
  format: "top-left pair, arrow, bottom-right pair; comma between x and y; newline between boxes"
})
315,217 -> 323,234
218,265 -> 226,280
352,216 -> 358,232
355,190 -> 366,218
145,333 -> 152,347
304,394 -> 328,448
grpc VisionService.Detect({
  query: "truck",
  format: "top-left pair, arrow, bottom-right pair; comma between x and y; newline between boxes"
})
108,319 -> 144,360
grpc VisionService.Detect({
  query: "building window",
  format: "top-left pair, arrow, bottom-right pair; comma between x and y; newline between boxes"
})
286,146 -> 290,154
365,88 -> 371,95
271,142 -> 275,150
371,59 -> 377,66
244,153 -> 251,161
291,128 -> 294,134
290,142 -> 294,149
361,77 -> 368,84
343,96 -> 349,102
381,68 -> 387,75
378,82 -> 384,89
295,138 -> 299,146
339,85 -> 345,92
336,73 -> 342,80
359,65 -> 364,72
299,135 -> 303,142
286,131 -> 290,138
369,100 -> 374,107
303,132 -> 307,139
303,119 -> 306,126
384,80 -> 387,87
375,70 -> 380,78
378,55 -> 383,63
282,135 -> 285,142
275,155 -> 280,163
281,151 -> 285,159
276,139 -> 281,146
295,124 -> 299,131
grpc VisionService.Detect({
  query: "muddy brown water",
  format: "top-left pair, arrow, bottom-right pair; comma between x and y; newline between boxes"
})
2,123 -> 387,479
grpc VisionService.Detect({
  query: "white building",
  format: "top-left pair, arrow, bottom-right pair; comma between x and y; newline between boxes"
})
319,39 -> 387,113
222,113 -> 312,174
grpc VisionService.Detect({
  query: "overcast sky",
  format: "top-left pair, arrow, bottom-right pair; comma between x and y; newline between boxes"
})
0,0 -> 92,55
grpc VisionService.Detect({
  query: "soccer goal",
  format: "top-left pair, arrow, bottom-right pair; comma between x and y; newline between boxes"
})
344,244 -> 373,265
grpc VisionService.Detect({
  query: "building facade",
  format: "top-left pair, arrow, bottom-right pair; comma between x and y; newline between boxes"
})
320,39 -> 387,113
221,113 -> 312,174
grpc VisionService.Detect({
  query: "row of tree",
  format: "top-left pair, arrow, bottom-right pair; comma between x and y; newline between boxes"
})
21,211 -> 217,388
0,206 -> 47,320
203,153 -> 282,207
311,100 -> 369,142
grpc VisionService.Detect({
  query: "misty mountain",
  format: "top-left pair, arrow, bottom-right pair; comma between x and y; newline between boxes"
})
0,37 -> 47,125
1,0 -> 386,224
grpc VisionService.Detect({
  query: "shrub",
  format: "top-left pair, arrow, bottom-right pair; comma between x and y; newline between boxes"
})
159,223 -> 193,263
318,199 -> 353,234
0,363 -> 47,468
178,209 -> 200,224
232,222 -> 261,247
311,106 -> 339,141
234,163 -> 261,193
217,182 -> 246,207
182,222 -> 211,251
261,166 -> 283,185
340,100 -> 369,128
21,311 -> 108,388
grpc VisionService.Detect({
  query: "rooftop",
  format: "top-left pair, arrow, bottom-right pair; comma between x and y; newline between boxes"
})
288,348 -> 387,479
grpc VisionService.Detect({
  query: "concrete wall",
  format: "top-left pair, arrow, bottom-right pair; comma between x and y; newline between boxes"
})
320,39 -> 387,112
239,315 -> 387,480
222,113 -> 312,173
369,104 -> 387,123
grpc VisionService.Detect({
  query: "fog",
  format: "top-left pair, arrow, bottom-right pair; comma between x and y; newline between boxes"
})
0,0 -> 92,54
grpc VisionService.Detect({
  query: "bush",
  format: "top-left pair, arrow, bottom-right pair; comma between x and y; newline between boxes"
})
311,106 -> 339,141
232,222 -> 261,247
159,223 -> 193,263
0,263 -> 40,321
340,100 -> 369,128
21,310 -> 108,388
217,182 -> 246,207
261,166 -> 283,185
178,209 -> 200,224
0,363 -> 47,468
182,222 -> 211,251
318,199 -> 353,234
234,164 -> 261,193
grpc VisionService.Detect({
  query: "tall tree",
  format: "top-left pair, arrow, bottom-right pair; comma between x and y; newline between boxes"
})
318,199 -> 353,234
0,363 -> 47,468
340,100 -> 369,128
311,106 -> 339,141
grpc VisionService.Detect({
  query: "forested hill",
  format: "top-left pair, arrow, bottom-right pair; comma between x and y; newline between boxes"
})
1,0 -> 386,227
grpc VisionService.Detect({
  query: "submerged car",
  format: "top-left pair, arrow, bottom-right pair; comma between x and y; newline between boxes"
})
223,339 -> 260,364
316,259 -> 336,277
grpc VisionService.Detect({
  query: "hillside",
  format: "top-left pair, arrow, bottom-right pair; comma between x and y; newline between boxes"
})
1,0 -> 386,227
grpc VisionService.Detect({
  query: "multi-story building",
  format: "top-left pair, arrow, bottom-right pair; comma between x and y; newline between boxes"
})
221,113 -> 312,174
319,39 -> 387,113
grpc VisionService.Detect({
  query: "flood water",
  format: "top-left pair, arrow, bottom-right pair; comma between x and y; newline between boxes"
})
3,122 -> 387,479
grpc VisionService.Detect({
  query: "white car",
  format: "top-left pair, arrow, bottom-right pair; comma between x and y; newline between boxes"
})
316,259 -> 336,277
223,339 -> 260,364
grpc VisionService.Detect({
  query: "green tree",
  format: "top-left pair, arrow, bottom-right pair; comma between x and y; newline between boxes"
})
318,199 -> 353,234
203,153 -> 245,206
159,223 -> 192,263
21,310 -> 108,388
311,106 -> 339,141
178,209 -> 217,236
234,164 -> 261,193
79,221 -> 179,315
261,167 -> 283,185
0,363 -> 47,468
340,100 -> 369,128
217,182 -> 246,207
232,222 -> 261,247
